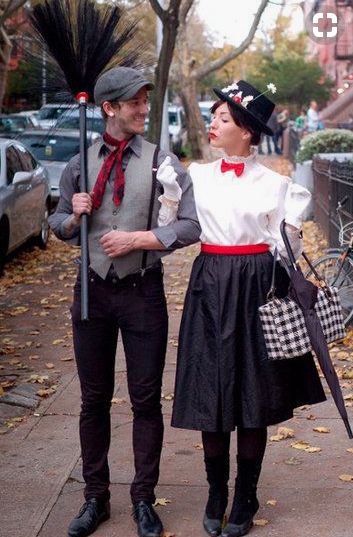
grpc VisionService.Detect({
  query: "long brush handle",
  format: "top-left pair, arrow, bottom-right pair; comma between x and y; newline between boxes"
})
78,94 -> 89,322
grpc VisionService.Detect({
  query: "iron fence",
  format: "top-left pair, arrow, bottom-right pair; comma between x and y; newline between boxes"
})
312,157 -> 353,247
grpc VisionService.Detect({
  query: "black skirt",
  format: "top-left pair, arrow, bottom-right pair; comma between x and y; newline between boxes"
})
171,251 -> 326,432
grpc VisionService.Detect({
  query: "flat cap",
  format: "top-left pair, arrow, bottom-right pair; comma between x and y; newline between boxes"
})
94,66 -> 154,105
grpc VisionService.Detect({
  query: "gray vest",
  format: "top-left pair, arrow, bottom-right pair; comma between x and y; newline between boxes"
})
87,139 -> 159,279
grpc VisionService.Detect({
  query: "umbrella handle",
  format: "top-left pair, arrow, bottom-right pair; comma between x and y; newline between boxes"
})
280,220 -> 297,269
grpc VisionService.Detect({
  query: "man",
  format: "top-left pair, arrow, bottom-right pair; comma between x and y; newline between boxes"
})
307,100 -> 319,132
49,66 -> 201,537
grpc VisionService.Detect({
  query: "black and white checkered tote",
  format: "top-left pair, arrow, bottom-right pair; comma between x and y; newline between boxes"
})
259,287 -> 346,360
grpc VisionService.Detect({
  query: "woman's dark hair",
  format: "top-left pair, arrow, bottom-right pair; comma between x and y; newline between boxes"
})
211,99 -> 262,145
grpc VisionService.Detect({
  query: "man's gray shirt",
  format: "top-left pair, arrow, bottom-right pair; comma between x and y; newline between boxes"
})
48,134 -> 201,260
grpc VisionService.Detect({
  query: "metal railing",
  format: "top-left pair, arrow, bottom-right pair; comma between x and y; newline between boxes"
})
312,157 -> 353,246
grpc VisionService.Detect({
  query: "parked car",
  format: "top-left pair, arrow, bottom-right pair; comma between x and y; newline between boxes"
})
168,105 -> 187,156
198,100 -> 215,129
0,138 -> 51,275
17,110 -> 41,128
36,103 -> 75,129
0,114 -> 38,138
18,129 -> 101,204
56,106 -> 104,134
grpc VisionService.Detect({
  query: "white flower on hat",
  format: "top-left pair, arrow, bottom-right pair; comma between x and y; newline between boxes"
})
267,83 -> 277,94
241,95 -> 254,108
222,82 -> 239,93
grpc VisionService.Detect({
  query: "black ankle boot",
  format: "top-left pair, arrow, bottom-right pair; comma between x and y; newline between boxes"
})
203,455 -> 229,536
221,457 -> 262,537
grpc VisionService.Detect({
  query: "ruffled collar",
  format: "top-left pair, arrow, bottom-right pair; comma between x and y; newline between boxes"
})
222,146 -> 257,165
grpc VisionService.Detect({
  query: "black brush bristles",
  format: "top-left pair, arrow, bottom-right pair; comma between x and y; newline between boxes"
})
29,0 -> 140,102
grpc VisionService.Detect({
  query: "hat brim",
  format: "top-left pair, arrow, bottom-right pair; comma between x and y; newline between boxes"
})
213,88 -> 273,136
120,81 -> 154,101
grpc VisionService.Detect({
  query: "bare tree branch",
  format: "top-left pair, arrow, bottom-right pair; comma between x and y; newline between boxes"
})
148,0 -> 166,21
180,0 -> 194,22
194,0 -> 269,80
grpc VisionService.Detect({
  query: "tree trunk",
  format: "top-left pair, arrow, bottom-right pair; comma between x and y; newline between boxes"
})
0,27 -> 12,111
180,76 -> 211,160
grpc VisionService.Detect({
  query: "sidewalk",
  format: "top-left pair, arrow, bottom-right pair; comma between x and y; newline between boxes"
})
1,156 -> 353,536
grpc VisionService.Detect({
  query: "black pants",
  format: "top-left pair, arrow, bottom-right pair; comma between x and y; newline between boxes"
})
71,266 -> 168,503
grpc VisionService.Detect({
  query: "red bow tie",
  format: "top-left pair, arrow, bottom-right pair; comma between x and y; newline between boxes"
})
220,159 -> 245,177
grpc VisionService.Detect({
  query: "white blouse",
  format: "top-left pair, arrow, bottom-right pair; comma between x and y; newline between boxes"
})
189,152 -> 311,259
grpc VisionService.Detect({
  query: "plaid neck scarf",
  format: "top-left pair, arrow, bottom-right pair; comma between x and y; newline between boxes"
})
91,132 -> 129,210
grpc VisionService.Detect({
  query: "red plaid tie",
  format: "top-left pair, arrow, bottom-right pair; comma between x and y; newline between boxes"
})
220,159 -> 245,177
91,132 -> 129,210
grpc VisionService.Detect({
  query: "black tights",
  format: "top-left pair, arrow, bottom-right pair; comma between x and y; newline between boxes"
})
202,427 -> 267,462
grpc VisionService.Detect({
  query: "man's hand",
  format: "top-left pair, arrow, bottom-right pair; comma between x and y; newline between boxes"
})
72,192 -> 93,225
100,230 -> 137,257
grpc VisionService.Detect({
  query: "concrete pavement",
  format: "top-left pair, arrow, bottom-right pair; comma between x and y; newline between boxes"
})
1,244 -> 353,537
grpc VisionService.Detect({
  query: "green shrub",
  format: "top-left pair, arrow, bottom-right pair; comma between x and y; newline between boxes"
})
295,129 -> 353,164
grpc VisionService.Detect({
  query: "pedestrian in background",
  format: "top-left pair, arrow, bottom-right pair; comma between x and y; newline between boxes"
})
49,66 -> 200,537
172,80 -> 326,537
307,100 -> 320,132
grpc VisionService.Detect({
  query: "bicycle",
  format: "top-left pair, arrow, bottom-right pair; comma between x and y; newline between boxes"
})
304,196 -> 353,326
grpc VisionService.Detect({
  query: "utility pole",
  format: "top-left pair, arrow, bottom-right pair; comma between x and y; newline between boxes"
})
156,0 -> 170,150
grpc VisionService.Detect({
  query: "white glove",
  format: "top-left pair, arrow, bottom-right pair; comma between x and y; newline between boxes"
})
284,183 -> 311,229
157,202 -> 178,227
156,156 -> 182,202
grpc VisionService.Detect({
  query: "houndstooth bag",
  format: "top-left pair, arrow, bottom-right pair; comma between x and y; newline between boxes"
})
259,286 -> 346,360
259,223 -> 346,361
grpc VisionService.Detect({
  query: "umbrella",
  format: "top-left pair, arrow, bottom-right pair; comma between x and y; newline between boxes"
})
280,220 -> 353,439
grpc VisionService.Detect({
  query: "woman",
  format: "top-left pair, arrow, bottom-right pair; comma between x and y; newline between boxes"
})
171,81 -> 325,537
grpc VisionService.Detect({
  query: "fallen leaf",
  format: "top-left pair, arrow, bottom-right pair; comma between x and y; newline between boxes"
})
270,427 -> 294,442
339,474 -> 353,482
153,498 -> 171,507
305,446 -> 322,453
60,356 -> 73,361
28,374 -> 49,384
346,448 -> 353,454
45,363 -> 55,369
254,519 -> 269,526
344,393 -> 353,401
162,533 -> 175,537
266,499 -> 277,506
291,441 -> 309,450
37,387 -> 56,397
193,443 -> 203,450
52,339 -> 65,345
111,397 -> 126,405
0,385 -> 4,396
313,427 -> 330,433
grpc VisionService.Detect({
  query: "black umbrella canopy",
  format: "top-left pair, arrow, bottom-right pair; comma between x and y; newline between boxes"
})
281,221 -> 352,439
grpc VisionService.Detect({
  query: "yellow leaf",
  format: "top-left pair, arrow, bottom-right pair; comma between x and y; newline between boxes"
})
254,519 -> 269,526
52,339 -> 65,345
45,363 -> 55,369
153,498 -> 171,507
193,443 -> 203,450
266,499 -> 277,506
270,426 -> 294,442
346,448 -> 353,454
111,397 -> 126,405
339,474 -> 353,482
313,427 -> 330,433
305,446 -> 322,453
291,441 -> 310,450
37,387 -> 56,397
342,370 -> 353,380
60,356 -> 73,361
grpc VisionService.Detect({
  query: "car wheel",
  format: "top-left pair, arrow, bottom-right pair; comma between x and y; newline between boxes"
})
0,218 -> 9,277
35,203 -> 50,249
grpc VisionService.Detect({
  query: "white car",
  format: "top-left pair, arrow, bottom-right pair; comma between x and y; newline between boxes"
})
36,103 -> 75,129
0,139 -> 51,274
198,100 -> 215,129
168,105 -> 187,156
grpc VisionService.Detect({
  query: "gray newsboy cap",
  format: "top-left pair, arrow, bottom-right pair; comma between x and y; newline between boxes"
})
94,66 -> 154,105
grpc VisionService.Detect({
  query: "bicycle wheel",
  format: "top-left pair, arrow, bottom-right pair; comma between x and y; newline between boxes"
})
304,253 -> 353,326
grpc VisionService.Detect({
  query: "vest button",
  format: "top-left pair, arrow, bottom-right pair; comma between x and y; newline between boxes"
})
112,278 -> 117,284
112,210 -> 117,215
112,225 -> 117,230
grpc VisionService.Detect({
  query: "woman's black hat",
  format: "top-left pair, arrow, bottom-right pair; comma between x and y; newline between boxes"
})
213,80 -> 276,136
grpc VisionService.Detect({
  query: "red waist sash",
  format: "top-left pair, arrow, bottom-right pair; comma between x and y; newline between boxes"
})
201,243 -> 270,255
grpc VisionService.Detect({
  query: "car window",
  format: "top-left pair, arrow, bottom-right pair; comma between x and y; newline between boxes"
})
59,117 -> 104,134
15,144 -> 35,171
0,117 -> 27,134
168,112 -> 178,126
18,135 -> 80,162
38,106 -> 72,120
6,146 -> 23,184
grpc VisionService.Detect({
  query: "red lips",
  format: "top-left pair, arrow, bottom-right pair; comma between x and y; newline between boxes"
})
209,132 -> 217,140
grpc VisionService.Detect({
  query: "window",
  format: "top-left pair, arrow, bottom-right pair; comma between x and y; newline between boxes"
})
6,146 -> 23,185
15,144 -> 35,172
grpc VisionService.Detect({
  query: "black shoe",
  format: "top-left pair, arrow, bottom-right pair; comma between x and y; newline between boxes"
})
133,501 -> 163,537
203,512 -> 224,536
221,517 -> 255,537
67,498 -> 110,537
